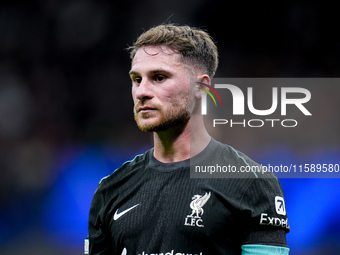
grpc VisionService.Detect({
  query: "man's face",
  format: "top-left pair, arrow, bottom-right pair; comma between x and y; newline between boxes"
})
130,46 -> 195,132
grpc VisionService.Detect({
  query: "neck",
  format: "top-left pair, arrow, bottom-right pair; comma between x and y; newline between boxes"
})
153,115 -> 210,163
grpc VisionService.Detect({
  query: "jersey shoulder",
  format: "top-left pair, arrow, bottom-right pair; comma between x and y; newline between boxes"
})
214,140 -> 258,166
96,148 -> 152,192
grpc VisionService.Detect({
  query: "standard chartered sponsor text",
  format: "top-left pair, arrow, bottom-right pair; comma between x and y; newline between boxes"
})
138,251 -> 202,255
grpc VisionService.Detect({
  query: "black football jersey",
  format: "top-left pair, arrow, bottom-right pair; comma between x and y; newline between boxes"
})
88,138 -> 289,254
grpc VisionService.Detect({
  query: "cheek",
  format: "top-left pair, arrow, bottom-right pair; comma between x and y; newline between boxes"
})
131,87 -> 137,103
165,88 -> 188,102
167,91 -> 190,109
169,79 -> 190,101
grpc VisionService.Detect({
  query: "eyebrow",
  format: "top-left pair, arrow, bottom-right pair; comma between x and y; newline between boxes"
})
129,69 -> 171,76
129,70 -> 138,76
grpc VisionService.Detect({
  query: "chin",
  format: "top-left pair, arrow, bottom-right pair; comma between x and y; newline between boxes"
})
136,121 -> 164,132
134,110 -> 190,132
136,117 -> 189,133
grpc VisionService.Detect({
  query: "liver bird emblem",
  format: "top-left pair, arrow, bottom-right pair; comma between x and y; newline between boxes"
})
188,192 -> 211,218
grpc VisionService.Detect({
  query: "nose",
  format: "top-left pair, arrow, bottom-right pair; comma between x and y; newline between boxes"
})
133,79 -> 153,101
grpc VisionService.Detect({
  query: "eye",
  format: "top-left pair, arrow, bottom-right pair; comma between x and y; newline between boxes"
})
132,76 -> 142,84
154,74 -> 166,82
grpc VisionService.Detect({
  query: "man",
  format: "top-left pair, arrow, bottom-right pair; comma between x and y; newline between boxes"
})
88,24 -> 290,254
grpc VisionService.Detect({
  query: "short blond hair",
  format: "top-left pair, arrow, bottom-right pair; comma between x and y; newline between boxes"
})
128,24 -> 218,77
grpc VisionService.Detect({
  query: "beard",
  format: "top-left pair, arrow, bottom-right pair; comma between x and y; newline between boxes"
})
134,104 -> 190,132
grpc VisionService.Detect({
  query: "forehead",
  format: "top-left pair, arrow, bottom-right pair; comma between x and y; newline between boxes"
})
131,46 -> 185,73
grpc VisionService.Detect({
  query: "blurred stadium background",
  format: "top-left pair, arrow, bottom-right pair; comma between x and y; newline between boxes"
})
0,1 -> 339,254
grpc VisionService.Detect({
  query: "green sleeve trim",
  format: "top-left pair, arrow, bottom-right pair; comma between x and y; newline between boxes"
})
242,244 -> 289,255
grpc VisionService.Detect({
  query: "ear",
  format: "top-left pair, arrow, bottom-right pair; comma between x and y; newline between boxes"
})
195,74 -> 211,99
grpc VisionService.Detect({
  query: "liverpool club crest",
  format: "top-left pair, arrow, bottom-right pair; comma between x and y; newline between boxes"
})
184,192 -> 211,228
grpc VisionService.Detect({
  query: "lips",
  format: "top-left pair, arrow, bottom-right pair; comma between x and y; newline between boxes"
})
137,106 -> 156,113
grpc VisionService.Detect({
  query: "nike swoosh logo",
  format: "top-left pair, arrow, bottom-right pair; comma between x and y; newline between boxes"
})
114,204 -> 140,220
